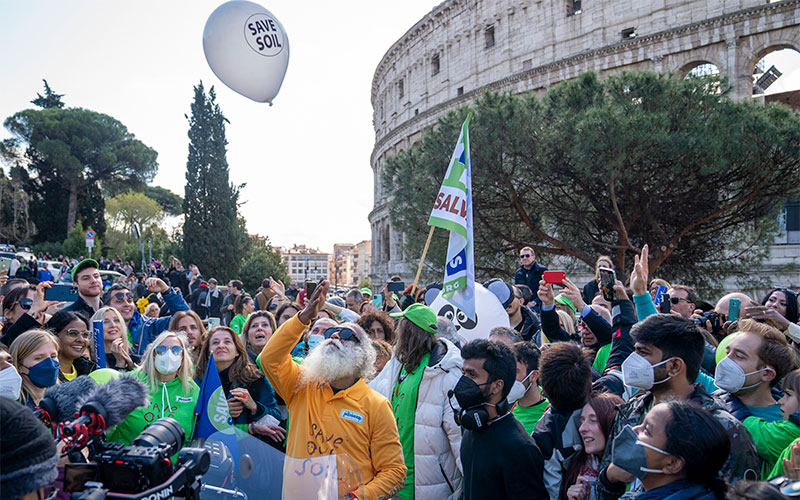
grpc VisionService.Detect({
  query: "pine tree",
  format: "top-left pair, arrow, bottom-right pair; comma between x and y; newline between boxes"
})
182,82 -> 247,281
31,79 -> 65,109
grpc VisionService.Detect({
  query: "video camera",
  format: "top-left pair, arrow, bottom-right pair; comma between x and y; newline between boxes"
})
67,417 -> 210,500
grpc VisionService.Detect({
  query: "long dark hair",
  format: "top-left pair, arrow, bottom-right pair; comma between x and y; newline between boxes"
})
233,294 -> 252,316
564,392 -> 624,488
761,288 -> 799,324
195,326 -> 261,386
394,317 -> 435,374
2,285 -> 35,316
45,310 -> 90,334
662,400 -> 730,498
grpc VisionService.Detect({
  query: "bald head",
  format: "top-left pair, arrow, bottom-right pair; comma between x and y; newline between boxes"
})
590,304 -> 612,324
716,292 -> 753,316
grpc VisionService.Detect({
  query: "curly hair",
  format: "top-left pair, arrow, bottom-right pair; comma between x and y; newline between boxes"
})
195,326 -> 262,385
356,310 -> 396,344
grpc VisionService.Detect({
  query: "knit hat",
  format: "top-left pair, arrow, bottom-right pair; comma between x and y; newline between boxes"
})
0,398 -> 58,500
390,303 -> 438,334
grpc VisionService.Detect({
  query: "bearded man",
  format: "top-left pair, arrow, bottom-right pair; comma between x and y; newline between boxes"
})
259,280 -> 406,500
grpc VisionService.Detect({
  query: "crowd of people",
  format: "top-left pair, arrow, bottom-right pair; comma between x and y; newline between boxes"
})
2,246 -> 800,500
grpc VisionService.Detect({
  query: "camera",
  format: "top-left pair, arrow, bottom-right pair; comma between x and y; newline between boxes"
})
68,417 -> 210,499
691,310 -> 723,335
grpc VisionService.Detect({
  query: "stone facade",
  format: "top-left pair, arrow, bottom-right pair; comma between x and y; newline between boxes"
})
369,0 -> 800,283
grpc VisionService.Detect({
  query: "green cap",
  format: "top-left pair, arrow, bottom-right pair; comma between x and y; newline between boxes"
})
72,258 -> 99,281
390,303 -> 438,334
360,288 -> 372,297
554,294 -> 577,314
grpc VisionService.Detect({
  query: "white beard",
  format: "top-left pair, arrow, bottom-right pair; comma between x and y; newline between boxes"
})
301,338 -> 368,386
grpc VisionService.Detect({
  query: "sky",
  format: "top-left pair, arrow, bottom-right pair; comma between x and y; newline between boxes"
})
0,0 -> 441,252
1,2 -> 798,254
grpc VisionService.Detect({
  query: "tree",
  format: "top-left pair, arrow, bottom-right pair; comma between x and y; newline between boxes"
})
182,82 -> 247,280
0,170 -> 35,243
144,185 -> 183,216
2,82 -> 158,240
63,221 -> 102,260
382,71 -> 800,292
30,79 -> 64,109
105,191 -> 165,233
238,237 -> 288,292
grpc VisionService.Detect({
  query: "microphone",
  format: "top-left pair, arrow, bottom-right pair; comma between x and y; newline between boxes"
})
59,374 -> 149,445
35,376 -> 97,434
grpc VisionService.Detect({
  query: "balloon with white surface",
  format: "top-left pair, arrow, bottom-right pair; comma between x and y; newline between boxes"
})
203,0 -> 290,104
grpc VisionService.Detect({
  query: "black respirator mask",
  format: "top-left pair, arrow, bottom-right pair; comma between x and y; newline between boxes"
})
448,375 -> 508,431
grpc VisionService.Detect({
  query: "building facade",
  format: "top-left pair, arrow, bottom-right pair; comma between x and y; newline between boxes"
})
281,245 -> 329,285
369,0 -> 800,285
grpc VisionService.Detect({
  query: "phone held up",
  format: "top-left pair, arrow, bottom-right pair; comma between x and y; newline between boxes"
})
543,270 -> 566,285
387,281 -> 405,293
598,267 -> 616,302
44,284 -> 79,303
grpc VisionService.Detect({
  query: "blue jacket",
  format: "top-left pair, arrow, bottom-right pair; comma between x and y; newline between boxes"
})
128,289 -> 189,356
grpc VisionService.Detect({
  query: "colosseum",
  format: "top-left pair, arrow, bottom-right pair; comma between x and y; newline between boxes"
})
369,0 -> 800,282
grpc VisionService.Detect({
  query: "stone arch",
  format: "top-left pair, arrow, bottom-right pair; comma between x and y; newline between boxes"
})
745,38 -> 800,76
678,60 -> 722,78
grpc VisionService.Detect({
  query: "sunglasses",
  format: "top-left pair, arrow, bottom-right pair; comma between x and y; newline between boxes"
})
111,291 -> 134,302
519,254 -> 532,259
17,298 -> 33,310
154,345 -> 184,356
669,297 -> 689,304
64,329 -> 91,340
323,327 -> 360,343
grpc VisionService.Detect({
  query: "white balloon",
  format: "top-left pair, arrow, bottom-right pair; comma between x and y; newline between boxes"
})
203,0 -> 290,103
429,283 -> 510,343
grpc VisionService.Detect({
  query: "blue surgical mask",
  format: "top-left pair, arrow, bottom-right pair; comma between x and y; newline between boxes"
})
26,357 -> 59,388
307,334 -> 324,351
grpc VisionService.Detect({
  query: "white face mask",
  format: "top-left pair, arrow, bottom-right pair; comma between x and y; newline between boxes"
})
621,352 -> 675,390
507,371 -> 534,404
155,351 -> 183,375
0,365 -> 22,400
714,356 -> 766,393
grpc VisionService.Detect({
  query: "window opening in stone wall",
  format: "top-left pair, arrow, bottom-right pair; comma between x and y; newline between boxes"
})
522,59 -> 532,71
752,48 -> 800,96
567,0 -> 582,16
484,25 -> 495,49
398,79 -> 404,100
457,87 -> 464,96
621,27 -> 636,40
684,63 -> 719,78
414,109 -> 419,116
432,53 -> 440,76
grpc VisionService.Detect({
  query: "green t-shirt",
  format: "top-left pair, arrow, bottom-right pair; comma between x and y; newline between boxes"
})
744,417 -> 800,478
392,353 -> 430,500
592,343 -> 611,373
512,396 -> 550,435
230,314 -> 246,335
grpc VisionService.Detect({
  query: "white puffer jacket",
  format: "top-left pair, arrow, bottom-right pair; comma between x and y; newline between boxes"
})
370,339 -> 464,500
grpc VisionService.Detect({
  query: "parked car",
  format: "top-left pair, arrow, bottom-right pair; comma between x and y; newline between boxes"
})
37,260 -> 64,281
99,270 -> 126,290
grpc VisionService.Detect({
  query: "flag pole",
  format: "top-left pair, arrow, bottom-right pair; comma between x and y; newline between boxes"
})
412,226 -> 435,292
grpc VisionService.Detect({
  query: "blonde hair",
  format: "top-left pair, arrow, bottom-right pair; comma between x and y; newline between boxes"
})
556,309 -> 576,335
10,329 -> 60,405
91,306 -> 131,353
144,303 -> 160,316
138,331 -> 195,396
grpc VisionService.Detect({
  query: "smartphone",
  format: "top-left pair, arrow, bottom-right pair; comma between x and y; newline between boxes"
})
0,259 -> 9,273
543,270 -> 566,285
208,317 -> 221,327
652,285 -> 668,306
660,293 -> 671,314
728,298 -> 741,322
44,283 -> 79,302
305,281 -> 317,298
387,281 -> 405,293
598,267 -> 616,302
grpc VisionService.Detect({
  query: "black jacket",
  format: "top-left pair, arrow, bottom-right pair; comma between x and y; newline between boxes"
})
62,295 -> 101,320
514,261 -> 548,306
513,306 -> 541,343
0,313 -> 41,347
58,356 -> 98,383
462,413 -> 547,500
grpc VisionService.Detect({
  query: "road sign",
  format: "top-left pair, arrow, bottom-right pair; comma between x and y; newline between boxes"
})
86,237 -> 94,258
85,230 -> 95,239
86,238 -> 95,249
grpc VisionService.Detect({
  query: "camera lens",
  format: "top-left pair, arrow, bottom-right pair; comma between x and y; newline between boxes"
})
132,417 -> 185,457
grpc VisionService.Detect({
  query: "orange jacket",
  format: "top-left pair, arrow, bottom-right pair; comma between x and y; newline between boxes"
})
260,315 -> 406,500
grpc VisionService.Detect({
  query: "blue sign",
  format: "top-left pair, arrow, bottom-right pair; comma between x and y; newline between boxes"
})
85,230 -> 95,239
93,320 -> 106,368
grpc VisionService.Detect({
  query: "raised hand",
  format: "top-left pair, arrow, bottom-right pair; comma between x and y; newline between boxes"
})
630,244 -> 649,296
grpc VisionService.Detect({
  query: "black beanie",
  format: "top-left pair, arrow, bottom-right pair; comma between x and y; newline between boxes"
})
0,398 -> 58,500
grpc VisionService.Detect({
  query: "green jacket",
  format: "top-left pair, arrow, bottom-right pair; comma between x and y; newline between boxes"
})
743,417 -> 800,478
230,314 -> 246,335
107,370 -> 200,448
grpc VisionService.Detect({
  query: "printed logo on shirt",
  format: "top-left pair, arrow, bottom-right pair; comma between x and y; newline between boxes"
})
339,409 -> 364,424
177,396 -> 193,403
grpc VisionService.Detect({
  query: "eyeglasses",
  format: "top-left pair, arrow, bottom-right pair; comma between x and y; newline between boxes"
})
17,298 -> 33,310
64,329 -> 91,340
519,254 -> 532,259
323,327 -> 360,344
111,291 -> 134,302
154,345 -> 184,356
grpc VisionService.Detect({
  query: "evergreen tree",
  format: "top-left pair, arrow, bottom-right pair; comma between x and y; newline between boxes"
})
182,82 -> 247,281
30,79 -> 65,109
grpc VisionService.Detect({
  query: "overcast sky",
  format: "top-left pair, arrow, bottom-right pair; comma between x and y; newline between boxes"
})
0,0 -> 440,252
1,2 -> 798,254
